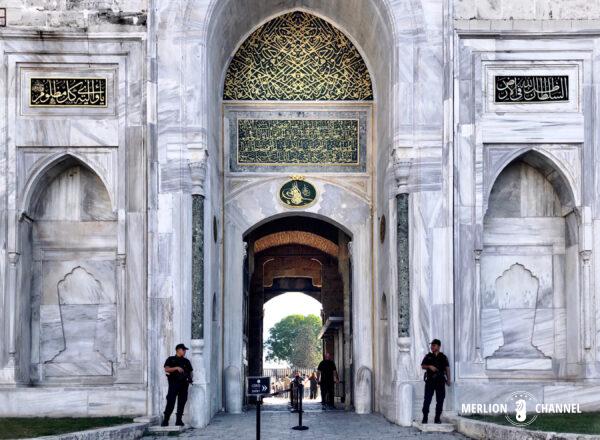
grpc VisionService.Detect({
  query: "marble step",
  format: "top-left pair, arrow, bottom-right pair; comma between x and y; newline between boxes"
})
146,425 -> 189,435
412,421 -> 456,433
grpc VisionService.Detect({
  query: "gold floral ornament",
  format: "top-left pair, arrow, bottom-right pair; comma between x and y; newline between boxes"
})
223,11 -> 373,101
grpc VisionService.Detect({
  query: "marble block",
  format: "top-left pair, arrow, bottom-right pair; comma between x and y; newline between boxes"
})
486,357 -> 553,370
412,421 -> 455,433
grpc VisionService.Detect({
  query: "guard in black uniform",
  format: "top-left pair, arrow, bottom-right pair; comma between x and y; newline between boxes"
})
420,339 -> 450,424
161,343 -> 193,427
317,352 -> 339,410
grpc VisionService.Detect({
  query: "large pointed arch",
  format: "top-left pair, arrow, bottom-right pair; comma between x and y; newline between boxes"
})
223,10 -> 373,101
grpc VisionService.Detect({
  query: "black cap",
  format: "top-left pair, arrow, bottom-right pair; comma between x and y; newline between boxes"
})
430,339 -> 441,346
175,343 -> 189,351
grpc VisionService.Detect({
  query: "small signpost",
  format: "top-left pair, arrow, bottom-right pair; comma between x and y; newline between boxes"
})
247,376 -> 271,440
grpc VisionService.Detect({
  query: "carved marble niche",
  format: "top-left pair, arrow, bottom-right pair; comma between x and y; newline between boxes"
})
25,157 -> 118,384
481,153 -> 574,373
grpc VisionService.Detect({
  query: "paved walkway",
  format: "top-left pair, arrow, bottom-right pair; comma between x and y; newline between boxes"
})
144,410 -> 468,439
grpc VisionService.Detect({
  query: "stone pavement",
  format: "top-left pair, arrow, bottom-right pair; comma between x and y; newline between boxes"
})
143,410 -> 468,439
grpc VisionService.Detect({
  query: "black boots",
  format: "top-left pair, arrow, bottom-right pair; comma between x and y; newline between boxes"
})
422,414 -> 428,424
434,414 -> 442,424
161,413 -> 170,427
160,413 -> 184,427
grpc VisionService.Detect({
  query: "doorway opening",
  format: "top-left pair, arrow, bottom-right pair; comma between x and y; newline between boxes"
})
243,215 -> 353,410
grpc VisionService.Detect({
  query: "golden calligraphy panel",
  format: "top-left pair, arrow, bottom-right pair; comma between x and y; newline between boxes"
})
223,11 -> 373,101
237,119 -> 359,166
30,78 -> 107,107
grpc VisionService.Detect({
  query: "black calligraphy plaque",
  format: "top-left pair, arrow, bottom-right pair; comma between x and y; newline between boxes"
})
494,75 -> 569,103
30,77 -> 107,107
237,119 -> 359,166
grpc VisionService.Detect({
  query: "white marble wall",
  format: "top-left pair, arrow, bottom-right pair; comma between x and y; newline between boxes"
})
0,34 -> 146,415
455,0 -> 600,20
1,0 -> 598,425
454,30 -> 599,409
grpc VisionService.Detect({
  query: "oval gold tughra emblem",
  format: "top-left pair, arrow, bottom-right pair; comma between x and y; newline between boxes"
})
279,179 -> 317,208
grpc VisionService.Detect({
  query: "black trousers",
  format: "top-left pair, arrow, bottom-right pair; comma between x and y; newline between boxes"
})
320,382 -> 334,406
164,380 -> 189,418
422,379 -> 445,419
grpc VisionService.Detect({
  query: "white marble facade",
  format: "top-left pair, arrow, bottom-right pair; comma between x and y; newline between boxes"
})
0,0 -> 598,429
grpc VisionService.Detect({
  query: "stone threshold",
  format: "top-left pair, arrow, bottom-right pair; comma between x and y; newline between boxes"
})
146,425 -> 189,435
412,421 -> 455,433
18,422 -> 148,440
447,414 -> 600,440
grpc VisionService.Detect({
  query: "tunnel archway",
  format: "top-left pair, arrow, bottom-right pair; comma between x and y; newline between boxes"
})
243,215 -> 353,409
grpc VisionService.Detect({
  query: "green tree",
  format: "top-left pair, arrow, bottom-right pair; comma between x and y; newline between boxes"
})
265,314 -> 322,369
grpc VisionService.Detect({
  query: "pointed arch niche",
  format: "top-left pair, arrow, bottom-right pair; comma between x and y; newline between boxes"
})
18,155 -> 119,385
480,150 -> 580,375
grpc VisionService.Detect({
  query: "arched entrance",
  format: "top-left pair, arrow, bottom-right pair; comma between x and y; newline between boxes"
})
218,8 -> 380,415
244,216 -> 352,409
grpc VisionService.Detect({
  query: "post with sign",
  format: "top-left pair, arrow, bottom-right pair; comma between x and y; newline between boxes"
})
247,376 -> 271,440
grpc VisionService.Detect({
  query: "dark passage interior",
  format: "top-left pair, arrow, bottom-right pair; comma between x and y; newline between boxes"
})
243,216 -> 353,409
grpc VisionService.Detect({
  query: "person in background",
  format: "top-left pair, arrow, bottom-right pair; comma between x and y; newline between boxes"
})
420,339 -> 450,424
308,372 -> 318,399
317,352 -> 339,410
161,343 -> 193,427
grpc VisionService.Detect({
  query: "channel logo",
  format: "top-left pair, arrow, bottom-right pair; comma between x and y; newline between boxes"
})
504,391 -> 539,427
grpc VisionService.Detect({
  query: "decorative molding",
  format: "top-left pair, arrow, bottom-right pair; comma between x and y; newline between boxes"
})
189,150 -> 209,196
392,149 -> 411,194
225,108 -> 369,173
483,61 -> 581,113
19,64 -> 117,117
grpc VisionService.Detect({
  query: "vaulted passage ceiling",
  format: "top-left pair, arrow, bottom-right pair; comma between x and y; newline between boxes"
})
254,230 -> 338,257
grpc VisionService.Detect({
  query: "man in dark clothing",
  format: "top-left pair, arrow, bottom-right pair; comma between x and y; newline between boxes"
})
317,352 -> 339,410
161,343 -> 193,427
421,339 -> 450,424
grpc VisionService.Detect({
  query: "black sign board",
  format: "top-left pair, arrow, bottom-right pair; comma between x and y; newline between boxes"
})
247,376 -> 270,396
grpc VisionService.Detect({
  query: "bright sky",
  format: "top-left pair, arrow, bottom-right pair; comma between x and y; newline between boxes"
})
263,291 -> 322,368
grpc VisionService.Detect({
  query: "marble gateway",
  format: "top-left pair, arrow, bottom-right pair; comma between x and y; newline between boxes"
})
0,0 -> 599,429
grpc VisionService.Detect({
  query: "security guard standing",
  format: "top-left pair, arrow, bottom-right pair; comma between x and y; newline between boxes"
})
420,339 -> 450,424
161,343 -> 193,427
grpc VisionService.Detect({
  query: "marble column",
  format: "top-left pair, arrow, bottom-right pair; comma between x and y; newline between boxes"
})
396,194 -> 410,338
191,196 -> 205,340
351,224 -> 374,414
189,155 -> 209,426
581,250 -> 592,351
392,152 -> 414,426
473,249 -> 483,362
116,253 -> 127,367
223,220 -> 244,414
0,251 -> 20,383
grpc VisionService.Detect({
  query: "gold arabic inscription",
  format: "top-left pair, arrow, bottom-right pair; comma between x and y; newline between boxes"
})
237,119 -> 359,166
223,11 -> 373,101
30,77 -> 107,107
